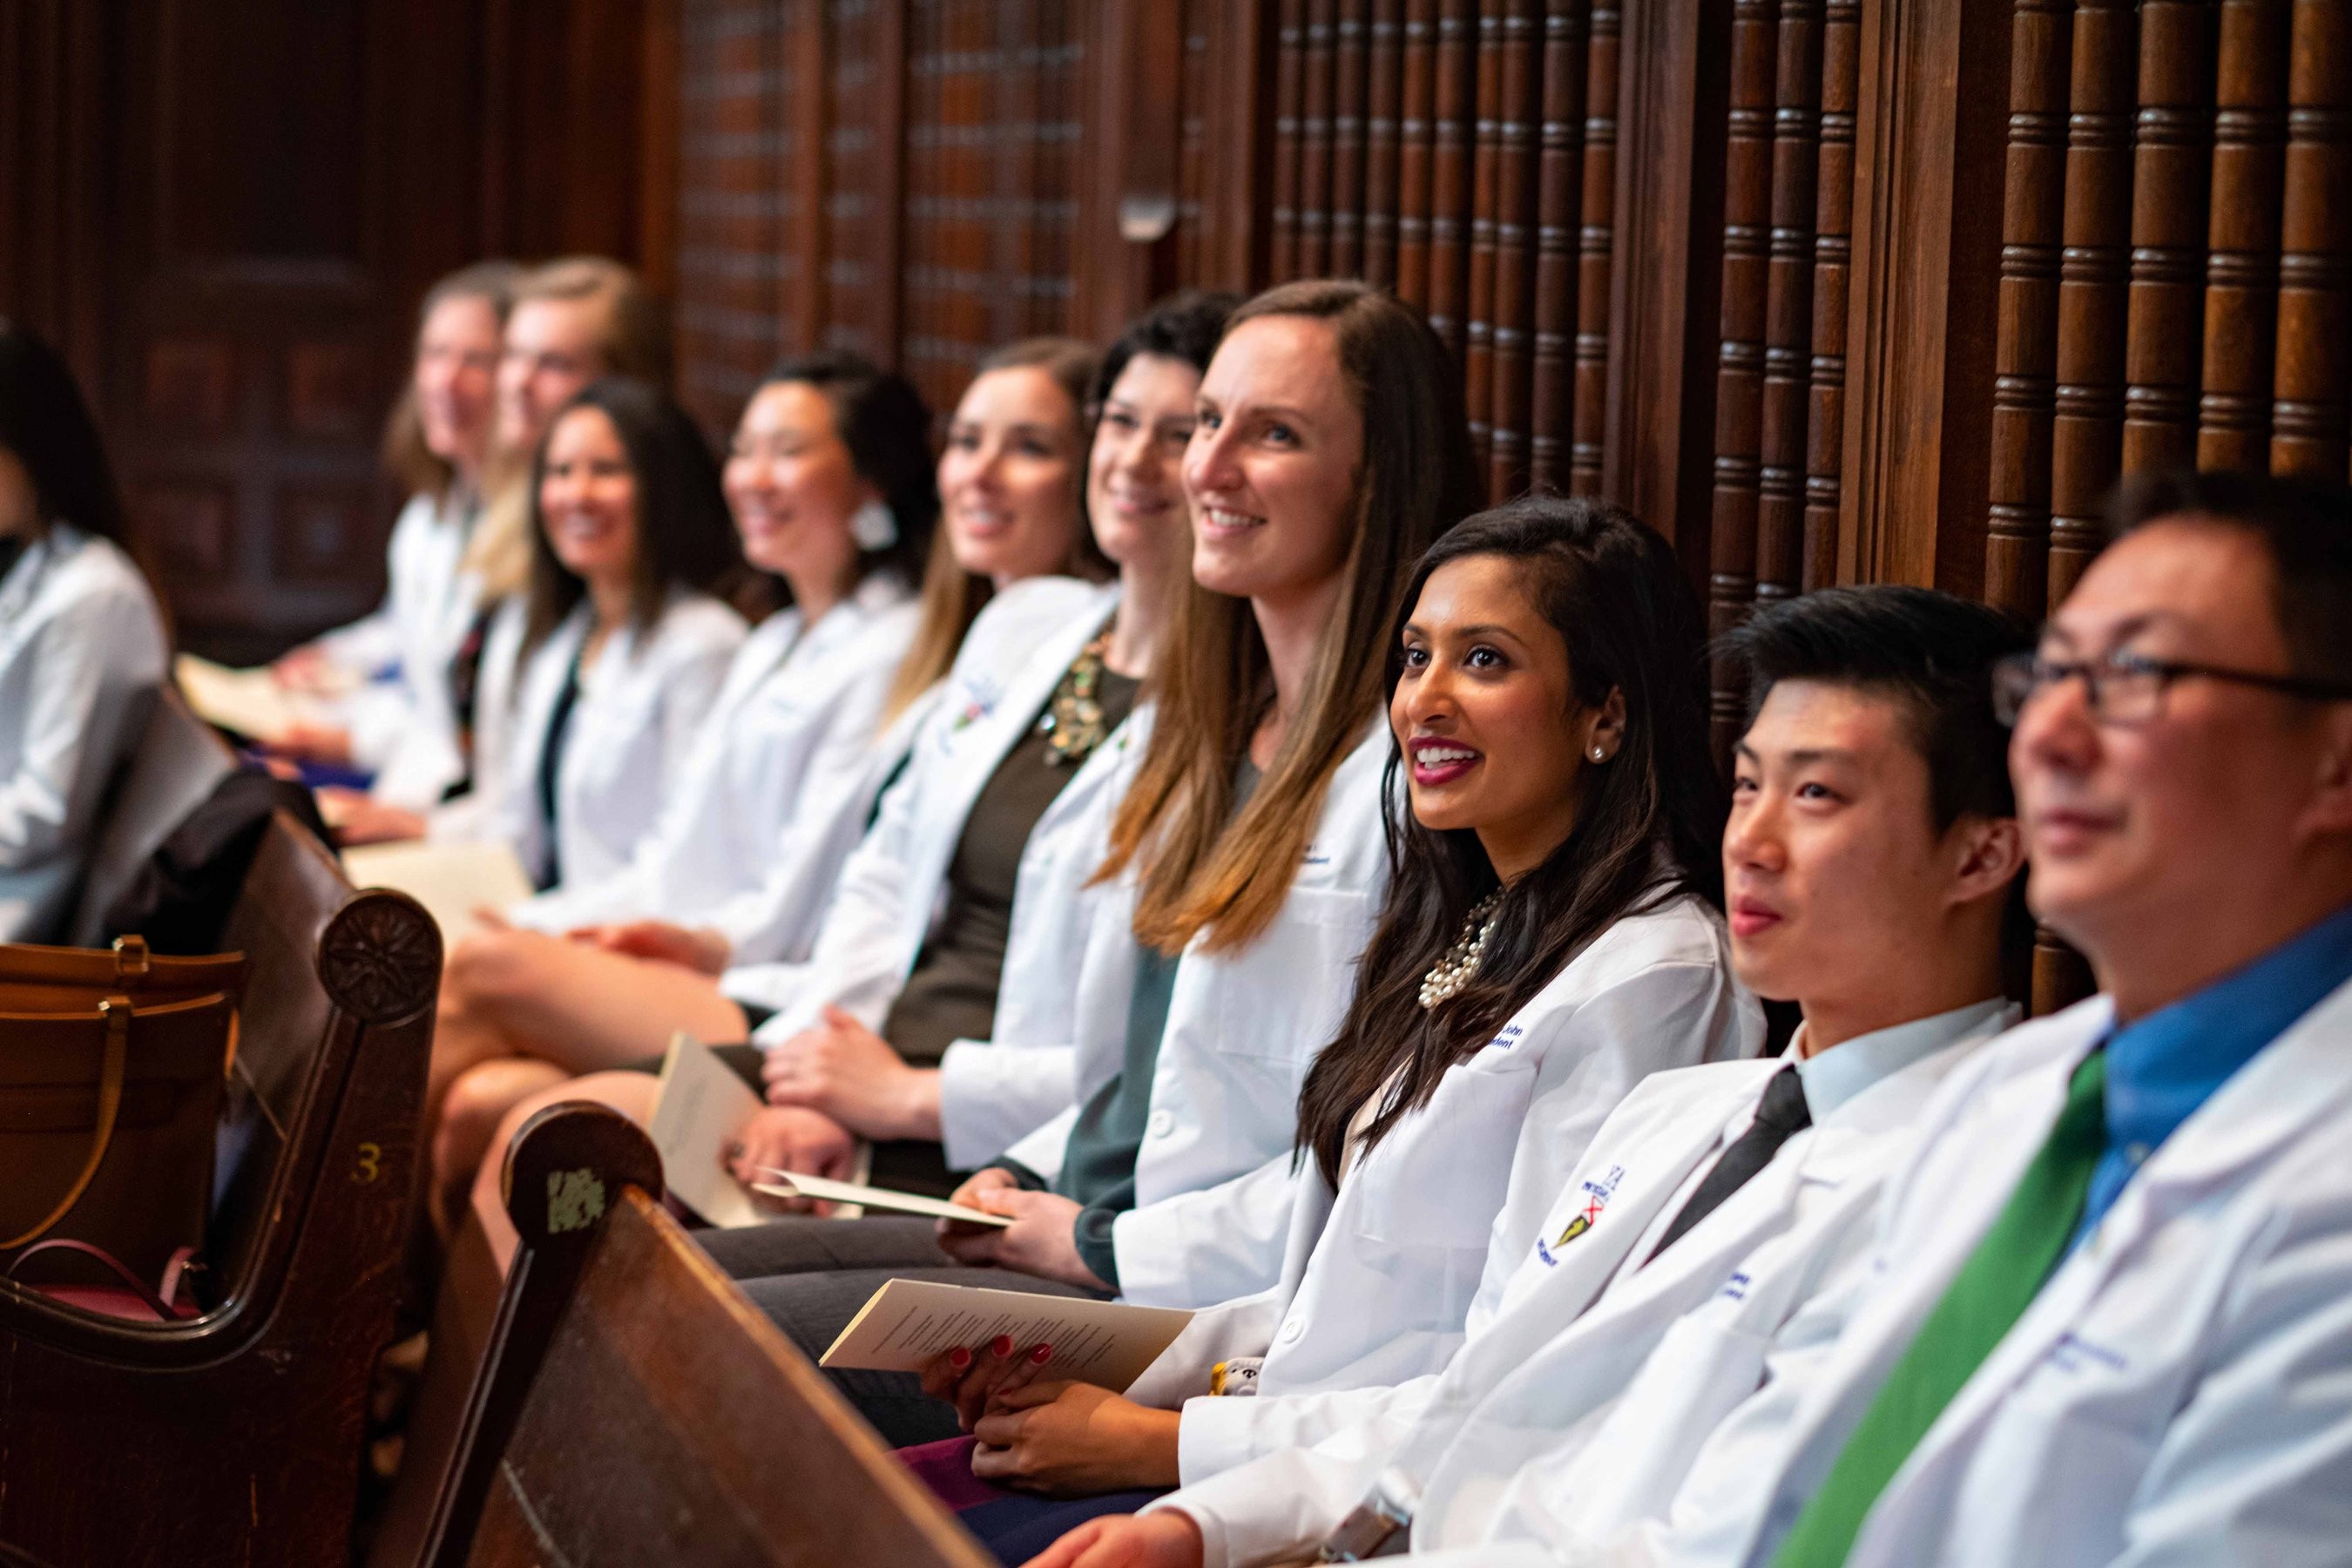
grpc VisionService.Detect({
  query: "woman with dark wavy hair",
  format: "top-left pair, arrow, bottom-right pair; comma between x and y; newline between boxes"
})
0,320 -> 168,943
922,497 -> 1761,1558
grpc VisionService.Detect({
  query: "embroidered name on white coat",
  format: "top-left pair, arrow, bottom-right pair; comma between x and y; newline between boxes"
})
2046,1330 -> 2130,1376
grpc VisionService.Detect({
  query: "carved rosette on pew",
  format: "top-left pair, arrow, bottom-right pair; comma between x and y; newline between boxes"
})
318,892 -> 443,1026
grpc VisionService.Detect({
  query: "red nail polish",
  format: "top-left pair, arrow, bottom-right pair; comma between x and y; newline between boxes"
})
1030,1342 -> 1053,1365
949,1347 -> 972,1369
991,1335 -> 1014,1357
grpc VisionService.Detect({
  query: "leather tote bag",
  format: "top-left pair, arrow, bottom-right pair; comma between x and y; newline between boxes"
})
0,934 -> 245,1014
0,984 -> 238,1288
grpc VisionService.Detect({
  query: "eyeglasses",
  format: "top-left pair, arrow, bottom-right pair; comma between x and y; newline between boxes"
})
1991,649 -> 2352,727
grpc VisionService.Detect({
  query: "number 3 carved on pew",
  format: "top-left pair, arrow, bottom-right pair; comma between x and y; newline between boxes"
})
351,1142 -> 383,1185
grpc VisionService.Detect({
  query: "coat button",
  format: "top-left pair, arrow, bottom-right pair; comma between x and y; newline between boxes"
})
1279,1316 -> 1305,1343
1148,1110 -> 1175,1138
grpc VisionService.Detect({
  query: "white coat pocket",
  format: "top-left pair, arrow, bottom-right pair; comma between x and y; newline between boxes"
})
1355,1059 -> 1538,1251
1205,886 -> 1377,1068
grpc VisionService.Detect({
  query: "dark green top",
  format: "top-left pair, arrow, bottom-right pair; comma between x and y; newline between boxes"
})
1004,760 -> 1261,1286
865,660 -> 1139,1194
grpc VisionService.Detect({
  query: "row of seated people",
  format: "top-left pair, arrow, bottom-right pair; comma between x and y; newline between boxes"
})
5,265 -> 2350,1566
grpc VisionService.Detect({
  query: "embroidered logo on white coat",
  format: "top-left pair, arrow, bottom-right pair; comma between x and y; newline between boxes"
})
1536,1164 -> 1625,1266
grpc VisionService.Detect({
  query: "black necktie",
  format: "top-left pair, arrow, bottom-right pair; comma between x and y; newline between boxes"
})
1645,1064 -> 1812,1265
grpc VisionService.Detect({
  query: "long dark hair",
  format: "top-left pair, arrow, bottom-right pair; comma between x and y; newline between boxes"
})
524,376 -> 741,653
1294,495 -> 1723,1184
0,319 -> 127,543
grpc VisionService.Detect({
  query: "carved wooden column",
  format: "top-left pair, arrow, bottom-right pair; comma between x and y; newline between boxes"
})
1570,1 -> 1617,497
1427,0 -> 1477,353
1363,0 -> 1406,287
1708,0 -> 1778,760
1464,3 -> 1508,475
2199,0 -> 2291,470
1396,0 -> 1439,305
2120,0 -> 2217,473
1529,0 -> 1591,493
1984,0 -> 2072,620
2049,0 -> 2136,609
1485,0 -> 1544,500
1756,0 -> 1822,605
2272,0 -> 2350,476
1272,0 -> 1306,278
1300,0 -> 1338,275
1331,0 -> 1370,277
1801,0 -> 1857,592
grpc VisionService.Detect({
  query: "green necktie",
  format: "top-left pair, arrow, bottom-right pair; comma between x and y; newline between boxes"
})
1773,1048 -> 2109,1568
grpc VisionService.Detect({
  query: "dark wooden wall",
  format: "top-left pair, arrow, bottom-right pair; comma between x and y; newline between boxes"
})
4,0 -> 2346,1004
0,0 -> 675,663
660,0 -> 2348,1015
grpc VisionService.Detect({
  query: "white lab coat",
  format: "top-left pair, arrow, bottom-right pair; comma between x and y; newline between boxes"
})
509,572 -> 918,956
316,488 -> 483,780
1122,895 -> 1761,1486
0,526 -> 167,942
1579,979 -> 2352,1568
738,577 -> 1136,1170
1151,1002 -> 2012,1568
493,589 -> 745,891
1076,727 -> 1397,1310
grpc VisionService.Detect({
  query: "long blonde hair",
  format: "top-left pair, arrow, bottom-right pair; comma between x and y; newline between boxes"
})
1103,280 -> 1479,955
466,257 -> 672,598
882,335 -> 1105,720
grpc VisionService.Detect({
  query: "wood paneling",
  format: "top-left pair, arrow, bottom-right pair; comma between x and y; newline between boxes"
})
35,0 -> 2298,1006
896,0 -> 1086,421
1707,0 -> 1776,758
1,0 -> 671,661
2273,0 -> 2350,477
673,1 -> 797,430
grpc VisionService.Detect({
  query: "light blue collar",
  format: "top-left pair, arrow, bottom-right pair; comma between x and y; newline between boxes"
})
1788,997 -> 2018,1120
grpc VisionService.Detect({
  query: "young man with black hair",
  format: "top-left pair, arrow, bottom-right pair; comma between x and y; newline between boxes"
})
1597,468 -> 2352,1568
1029,585 -> 2034,1568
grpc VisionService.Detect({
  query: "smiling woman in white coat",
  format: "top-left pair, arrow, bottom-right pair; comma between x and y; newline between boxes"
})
264,261 -> 518,792
453,306 -> 1234,1270
706,279 -> 1484,1450
943,498 -> 1759,1551
0,321 -> 168,943
417,351 -> 939,1222
488,377 -> 748,900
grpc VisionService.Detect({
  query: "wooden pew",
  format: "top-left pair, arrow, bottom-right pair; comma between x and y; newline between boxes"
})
0,811 -> 443,1565
417,1103 -> 991,1568
63,684 -> 239,948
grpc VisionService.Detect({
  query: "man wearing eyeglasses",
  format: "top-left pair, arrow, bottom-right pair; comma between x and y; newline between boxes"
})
1491,468 -> 2352,1568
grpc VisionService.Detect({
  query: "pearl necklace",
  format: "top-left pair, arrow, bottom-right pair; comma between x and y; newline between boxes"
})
1419,892 -> 1503,1010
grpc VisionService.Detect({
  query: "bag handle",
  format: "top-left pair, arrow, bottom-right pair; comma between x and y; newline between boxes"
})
0,995 -> 131,1250
5,1240 -> 196,1321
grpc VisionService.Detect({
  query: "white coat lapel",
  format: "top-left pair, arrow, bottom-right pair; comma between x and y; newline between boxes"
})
895,587 -> 1117,954
1398,1064 -> 1781,1477
1908,976 -> 2352,1477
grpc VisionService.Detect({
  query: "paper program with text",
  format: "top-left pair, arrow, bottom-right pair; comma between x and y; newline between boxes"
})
821,1279 -> 1193,1391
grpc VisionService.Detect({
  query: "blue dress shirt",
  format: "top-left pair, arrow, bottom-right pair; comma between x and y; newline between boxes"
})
2074,901 -> 2352,1248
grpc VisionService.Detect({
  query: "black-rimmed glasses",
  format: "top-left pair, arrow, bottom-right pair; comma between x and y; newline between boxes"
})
1991,650 -> 2352,727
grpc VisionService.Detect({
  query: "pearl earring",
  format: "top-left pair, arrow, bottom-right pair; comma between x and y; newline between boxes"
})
850,499 -> 898,551
1591,746 -> 1605,761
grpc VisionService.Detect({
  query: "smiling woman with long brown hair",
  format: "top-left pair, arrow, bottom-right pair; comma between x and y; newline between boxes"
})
943,495 -> 1759,1564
